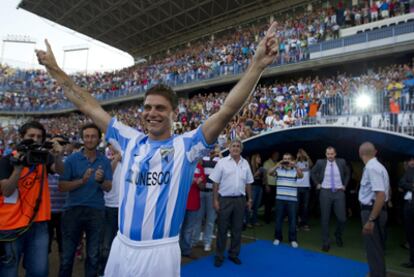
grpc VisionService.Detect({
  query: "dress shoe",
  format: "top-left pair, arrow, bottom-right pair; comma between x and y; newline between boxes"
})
336,237 -> 344,247
228,256 -> 242,265
401,262 -> 414,268
214,256 -> 223,267
322,244 -> 330,252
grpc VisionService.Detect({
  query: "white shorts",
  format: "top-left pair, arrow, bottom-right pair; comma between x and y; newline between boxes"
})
104,232 -> 181,277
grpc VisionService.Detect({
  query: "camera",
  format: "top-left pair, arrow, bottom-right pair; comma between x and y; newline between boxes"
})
280,161 -> 291,166
12,139 -> 53,166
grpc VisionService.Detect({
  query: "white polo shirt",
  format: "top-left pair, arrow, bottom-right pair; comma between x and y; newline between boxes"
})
209,155 -> 254,197
359,158 -> 390,205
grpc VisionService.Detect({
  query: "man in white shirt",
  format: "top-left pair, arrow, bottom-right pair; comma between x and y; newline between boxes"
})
283,109 -> 296,127
358,142 -> 389,277
211,139 -> 253,267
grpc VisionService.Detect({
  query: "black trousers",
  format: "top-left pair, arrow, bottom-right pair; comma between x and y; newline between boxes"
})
215,196 -> 245,260
264,186 -> 276,223
404,200 -> 414,263
48,212 -> 63,254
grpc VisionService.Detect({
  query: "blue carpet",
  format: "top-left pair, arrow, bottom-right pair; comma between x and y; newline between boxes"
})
182,240 -> 368,277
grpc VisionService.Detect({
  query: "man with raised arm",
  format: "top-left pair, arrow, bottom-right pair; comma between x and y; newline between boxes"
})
36,22 -> 279,277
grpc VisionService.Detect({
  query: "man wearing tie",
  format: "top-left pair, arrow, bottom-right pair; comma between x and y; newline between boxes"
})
311,146 -> 350,252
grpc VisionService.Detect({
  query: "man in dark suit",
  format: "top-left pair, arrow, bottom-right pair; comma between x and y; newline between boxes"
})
311,146 -> 350,252
399,157 -> 414,268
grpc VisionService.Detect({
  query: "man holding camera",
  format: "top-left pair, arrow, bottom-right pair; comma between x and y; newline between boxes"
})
269,153 -> 303,248
0,121 -> 64,277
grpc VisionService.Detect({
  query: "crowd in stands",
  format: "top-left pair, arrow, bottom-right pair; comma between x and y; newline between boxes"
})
1,1 -> 413,111
1,61 -> 413,155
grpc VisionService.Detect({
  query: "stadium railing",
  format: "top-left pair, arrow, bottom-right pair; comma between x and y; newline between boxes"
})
264,112 -> 414,138
309,21 -> 414,55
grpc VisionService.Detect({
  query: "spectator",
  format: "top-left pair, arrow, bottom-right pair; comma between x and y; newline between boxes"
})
193,147 -> 221,252
211,139 -> 253,267
269,153 -> 303,248
248,153 -> 265,227
48,135 -> 71,260
296,148 -> 313,231
98,144 -> 122,276
389,95 -> 400,132
180,161 -> 206,259
58,123 -> 112,277
263,151 -> 279,224
283,109 -> 296,127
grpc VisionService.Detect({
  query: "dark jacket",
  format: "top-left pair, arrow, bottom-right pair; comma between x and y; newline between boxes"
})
399,167 -> 414,192
311,158 -> 350,187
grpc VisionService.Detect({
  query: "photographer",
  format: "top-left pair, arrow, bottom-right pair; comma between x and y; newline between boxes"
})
0,121 -> 64,277
269,153 -> 303,248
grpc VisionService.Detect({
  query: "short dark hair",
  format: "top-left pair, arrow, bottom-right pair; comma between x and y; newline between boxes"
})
19,121 -> 46,142
80,123 -> 102,139
326,146 -> 336,153
145,84 -> 178,110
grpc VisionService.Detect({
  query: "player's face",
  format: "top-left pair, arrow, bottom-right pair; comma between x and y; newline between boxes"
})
23,128 -> 43,144
143,95 -> 175,140
82,128 -> 100,151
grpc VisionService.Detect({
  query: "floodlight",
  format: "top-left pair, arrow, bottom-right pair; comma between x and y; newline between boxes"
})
356,94 -> 372,109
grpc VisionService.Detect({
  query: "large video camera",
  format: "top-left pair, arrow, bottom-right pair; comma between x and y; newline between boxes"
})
12,139 -> 66,166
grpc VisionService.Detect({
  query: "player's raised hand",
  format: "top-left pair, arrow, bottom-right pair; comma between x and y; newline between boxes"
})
35,39 -> 60,73
253,21 -> 279,70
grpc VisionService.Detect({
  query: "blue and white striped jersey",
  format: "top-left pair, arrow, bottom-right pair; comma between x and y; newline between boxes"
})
105,118 -> 214,241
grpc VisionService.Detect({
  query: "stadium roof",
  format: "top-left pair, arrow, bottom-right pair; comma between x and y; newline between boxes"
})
18,0 -> 307,58
240,126 -> 414,161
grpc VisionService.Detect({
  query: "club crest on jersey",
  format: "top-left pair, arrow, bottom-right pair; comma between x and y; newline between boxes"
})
160,147 -> 174,163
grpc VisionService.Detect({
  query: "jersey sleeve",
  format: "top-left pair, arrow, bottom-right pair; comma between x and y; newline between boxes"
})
183,126 -> 216,163
208,160 -> 223,184
105,117 -> 142,153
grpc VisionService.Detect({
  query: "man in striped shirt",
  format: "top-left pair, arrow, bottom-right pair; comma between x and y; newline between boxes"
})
269,153 -> 303,248
36,22 -> 280,276
192,146 -> 221,252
